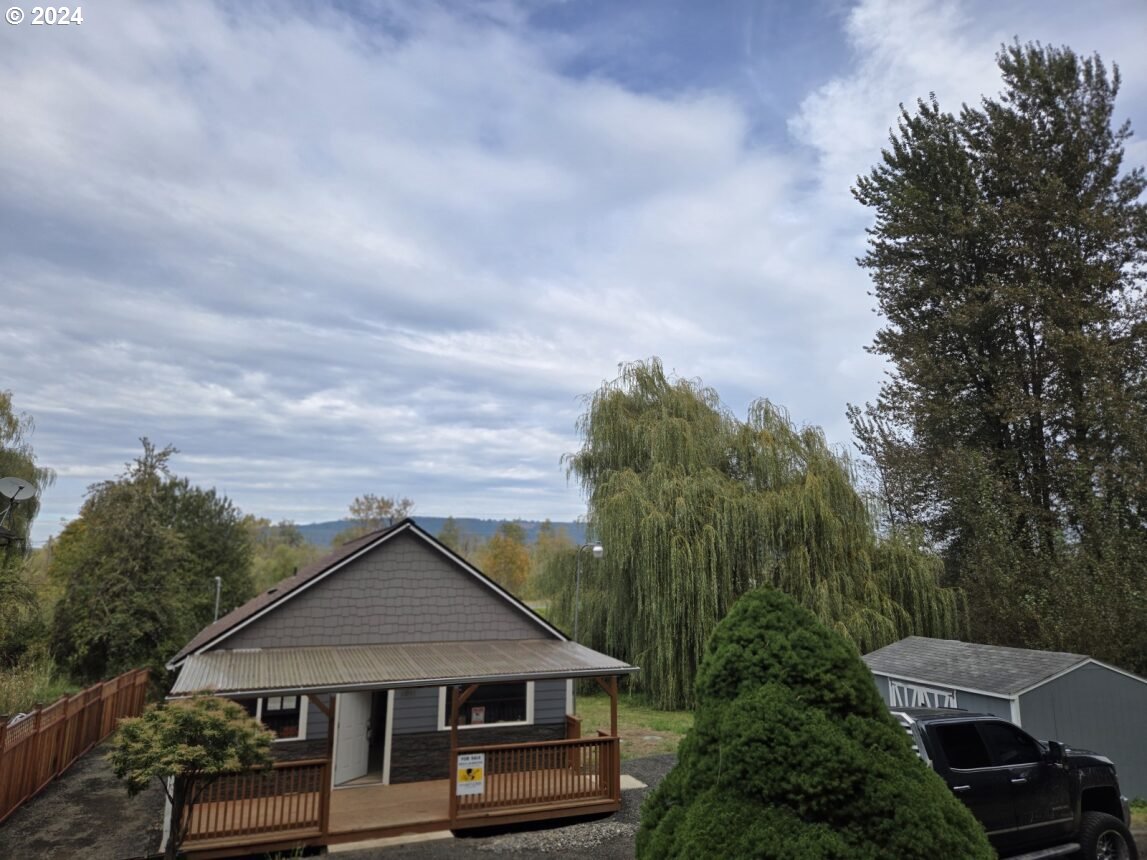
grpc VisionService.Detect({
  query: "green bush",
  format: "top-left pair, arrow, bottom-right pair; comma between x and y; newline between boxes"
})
637,587 -> 994,859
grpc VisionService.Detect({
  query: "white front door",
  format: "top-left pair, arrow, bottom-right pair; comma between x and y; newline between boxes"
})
334,691 -> 371,785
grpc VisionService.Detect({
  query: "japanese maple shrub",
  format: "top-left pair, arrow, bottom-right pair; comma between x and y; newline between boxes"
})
109,694 -> 274,860
636,587 -> 994,859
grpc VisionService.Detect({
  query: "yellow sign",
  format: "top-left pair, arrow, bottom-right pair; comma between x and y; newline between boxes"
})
456,753 -> 485,796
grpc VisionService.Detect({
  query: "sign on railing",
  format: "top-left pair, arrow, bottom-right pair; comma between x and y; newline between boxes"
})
456,752 -> 485,796
454,735 -> 618,816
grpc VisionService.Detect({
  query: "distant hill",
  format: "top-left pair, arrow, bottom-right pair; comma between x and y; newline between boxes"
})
295,516 -> 586,548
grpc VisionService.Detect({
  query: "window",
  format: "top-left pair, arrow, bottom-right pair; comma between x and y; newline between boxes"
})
438,682 -> 534,729
934,722 -> 991,769
979,721 -> 1041,766
238,696 -> 308,741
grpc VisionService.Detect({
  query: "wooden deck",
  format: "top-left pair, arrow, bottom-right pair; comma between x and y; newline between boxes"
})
181,735 -> 621,858
330,780 -> 449,833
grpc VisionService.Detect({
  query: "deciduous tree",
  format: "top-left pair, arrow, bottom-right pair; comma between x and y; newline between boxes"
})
0,391 -> 55,664
477,521 -> 531,594
244,516 -> 321,593
50,440 -> 253,680
109,694 -> 273,860
332,493 -> 414,544
555,359 -> 963,709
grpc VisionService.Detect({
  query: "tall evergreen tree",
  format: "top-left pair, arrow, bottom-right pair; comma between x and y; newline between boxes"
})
851,43 -> 1147,668
554,359 -> 963,709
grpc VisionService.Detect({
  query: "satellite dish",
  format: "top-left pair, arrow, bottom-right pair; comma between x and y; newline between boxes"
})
0,477 -> 39,502
0,477 -> 40,544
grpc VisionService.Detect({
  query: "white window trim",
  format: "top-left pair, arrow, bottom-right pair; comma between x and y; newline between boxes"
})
253,695 -> 309,743
437,682 -> 534,731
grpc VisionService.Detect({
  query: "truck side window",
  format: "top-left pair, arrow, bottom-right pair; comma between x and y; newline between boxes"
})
978,721 -> 1041,766
934,723 -> 992,769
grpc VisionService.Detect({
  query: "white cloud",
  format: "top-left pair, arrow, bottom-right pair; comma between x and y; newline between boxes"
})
1,0 -> 1142,544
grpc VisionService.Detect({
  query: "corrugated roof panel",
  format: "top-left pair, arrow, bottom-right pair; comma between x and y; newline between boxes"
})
170,639 -> 638,696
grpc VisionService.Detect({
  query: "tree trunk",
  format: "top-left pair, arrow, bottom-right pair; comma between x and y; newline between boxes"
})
168,777 -> 186,860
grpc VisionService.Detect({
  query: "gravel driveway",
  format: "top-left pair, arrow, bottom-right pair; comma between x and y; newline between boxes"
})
0,740 -> 165,860
333,755 -> 676,860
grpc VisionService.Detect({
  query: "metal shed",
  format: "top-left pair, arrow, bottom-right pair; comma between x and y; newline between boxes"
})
863,636 -> 1147,798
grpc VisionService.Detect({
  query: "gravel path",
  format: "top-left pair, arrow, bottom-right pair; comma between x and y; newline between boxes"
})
0,740 -> 165,860
335,755 -> 676,860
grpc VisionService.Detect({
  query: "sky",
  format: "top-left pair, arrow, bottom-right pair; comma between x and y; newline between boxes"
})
3,0 -> 1146,546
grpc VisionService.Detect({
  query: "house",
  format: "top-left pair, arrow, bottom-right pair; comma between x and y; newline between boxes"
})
165,518 -> 639,858
863,636 -> 1147,797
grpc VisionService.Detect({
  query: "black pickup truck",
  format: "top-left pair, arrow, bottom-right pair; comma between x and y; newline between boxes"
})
892,708 -> 1137,860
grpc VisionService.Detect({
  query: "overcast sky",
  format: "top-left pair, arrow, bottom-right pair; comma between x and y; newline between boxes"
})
3,0 -> 1146,545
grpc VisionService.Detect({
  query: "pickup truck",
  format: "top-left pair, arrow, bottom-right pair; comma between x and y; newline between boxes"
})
892,708 -> 1137,860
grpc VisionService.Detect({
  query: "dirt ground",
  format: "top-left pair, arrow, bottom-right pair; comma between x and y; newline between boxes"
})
0,740 -> 165,860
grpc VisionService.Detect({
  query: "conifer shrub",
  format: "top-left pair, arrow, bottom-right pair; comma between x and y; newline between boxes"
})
636,587 -> 994,859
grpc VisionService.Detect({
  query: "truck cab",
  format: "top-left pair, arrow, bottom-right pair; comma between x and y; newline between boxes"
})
892,708 -> 1136,860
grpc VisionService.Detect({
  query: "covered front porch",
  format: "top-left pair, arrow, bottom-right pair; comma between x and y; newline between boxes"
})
168,641 -> 633,859
181,728 -> 621,857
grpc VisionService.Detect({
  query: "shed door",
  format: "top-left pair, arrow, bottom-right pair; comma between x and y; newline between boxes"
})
334,692 -> 372,785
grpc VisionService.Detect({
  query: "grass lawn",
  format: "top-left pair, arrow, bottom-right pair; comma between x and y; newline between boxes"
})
1132,799 -> 1146,829
575,690 -> 693,760
0,657 -> 77,716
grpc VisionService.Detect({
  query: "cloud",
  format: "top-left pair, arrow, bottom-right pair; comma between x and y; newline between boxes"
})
1,0 -> 1142,544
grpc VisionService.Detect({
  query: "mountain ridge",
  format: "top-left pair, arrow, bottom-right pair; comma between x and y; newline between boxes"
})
295,516 -> 587,547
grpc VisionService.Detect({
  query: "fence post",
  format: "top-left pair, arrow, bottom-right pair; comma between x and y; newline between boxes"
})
28,704 -> 43,800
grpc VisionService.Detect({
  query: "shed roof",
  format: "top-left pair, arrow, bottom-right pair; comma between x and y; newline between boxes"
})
170,639 -> 638,697
862,636 -> 1089,697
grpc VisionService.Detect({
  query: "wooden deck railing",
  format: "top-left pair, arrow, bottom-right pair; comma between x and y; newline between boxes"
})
183,759 -> 329,845
452,734 -> 620,820
0,667 -> 150,826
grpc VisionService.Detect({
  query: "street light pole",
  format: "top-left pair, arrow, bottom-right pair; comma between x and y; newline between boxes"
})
573,542 -> 603,643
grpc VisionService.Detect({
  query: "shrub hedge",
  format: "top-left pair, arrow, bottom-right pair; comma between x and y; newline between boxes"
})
636,587 -> 995,859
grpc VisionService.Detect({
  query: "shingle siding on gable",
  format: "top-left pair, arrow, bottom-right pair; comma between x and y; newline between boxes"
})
222,532 -> 550,651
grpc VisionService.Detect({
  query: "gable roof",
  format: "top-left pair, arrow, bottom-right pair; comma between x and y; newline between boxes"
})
168,518 -> 564,668
862,636 -> 1089,697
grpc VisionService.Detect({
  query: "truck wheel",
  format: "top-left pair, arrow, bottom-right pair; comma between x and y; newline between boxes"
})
1078,811 -> 1138,860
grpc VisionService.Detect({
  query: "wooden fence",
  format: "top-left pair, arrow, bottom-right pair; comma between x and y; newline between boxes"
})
0,667 -> 150,825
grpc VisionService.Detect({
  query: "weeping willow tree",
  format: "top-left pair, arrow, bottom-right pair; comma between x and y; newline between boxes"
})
550,360 -> 964,709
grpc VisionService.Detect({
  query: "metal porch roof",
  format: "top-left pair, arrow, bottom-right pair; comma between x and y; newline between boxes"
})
170,639 -> 638,697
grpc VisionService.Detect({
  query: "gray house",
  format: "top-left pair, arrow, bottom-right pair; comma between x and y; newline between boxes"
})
864,636 -> 1147,797
165,518 -> 637,858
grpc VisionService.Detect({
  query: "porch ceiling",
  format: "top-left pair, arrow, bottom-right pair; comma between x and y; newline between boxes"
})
170,639 -> 638,697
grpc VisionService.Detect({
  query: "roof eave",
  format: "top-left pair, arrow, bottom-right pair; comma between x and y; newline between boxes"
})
169,664 -> 641,699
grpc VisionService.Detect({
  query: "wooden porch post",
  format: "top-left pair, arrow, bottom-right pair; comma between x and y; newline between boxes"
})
449,684 -> 479,826
593,675 -> 620,802
592,675 -> 619,737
